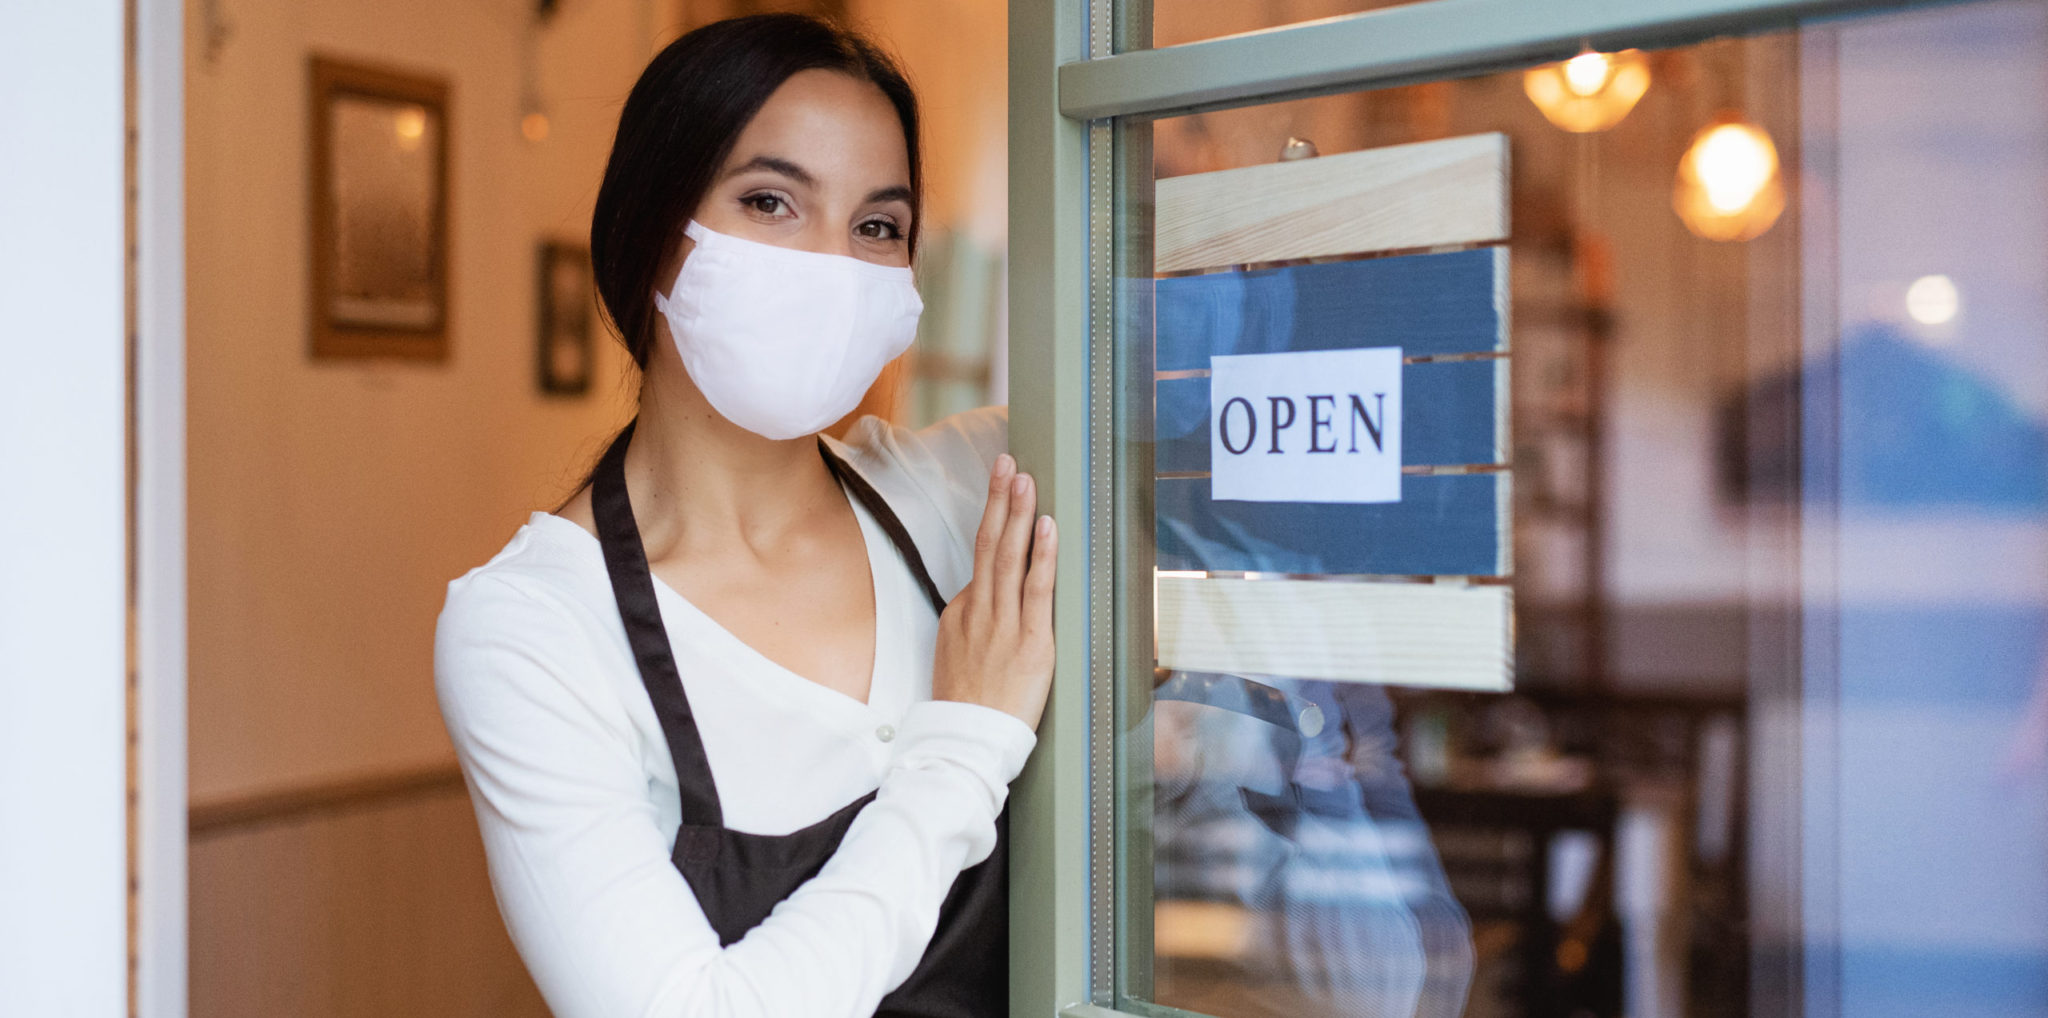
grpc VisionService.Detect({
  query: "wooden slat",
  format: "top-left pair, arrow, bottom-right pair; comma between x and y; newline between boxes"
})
189,782 -> 549,1017
1154,133 -> 1508,272
1156,359 -> 1503,472
189,762 -> 466,835
1156,576 -> 1512,691
1153,248 -> 1507,370
1157,473 -> 1509,576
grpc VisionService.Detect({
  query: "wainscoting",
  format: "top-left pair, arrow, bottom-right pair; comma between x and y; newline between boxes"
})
189,767 -> 550,1017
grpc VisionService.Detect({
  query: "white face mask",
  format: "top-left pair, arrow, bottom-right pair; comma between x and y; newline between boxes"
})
654,220 -> 923,440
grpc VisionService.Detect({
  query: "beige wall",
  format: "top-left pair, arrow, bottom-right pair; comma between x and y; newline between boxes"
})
850,0 -> 1009,250
185,0 -> 653,805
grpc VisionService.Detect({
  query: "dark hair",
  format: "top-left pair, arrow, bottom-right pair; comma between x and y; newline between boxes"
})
590,13 -> 923,368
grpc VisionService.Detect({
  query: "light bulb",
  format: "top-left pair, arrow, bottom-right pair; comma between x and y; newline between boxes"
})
1694,124 -> 1775,212
1524,49 -> 1651,133
1906,274 -> 1959,326
1564,52 -> 1611,96
1674,116 -> 1784,242
521,111 -> 551,143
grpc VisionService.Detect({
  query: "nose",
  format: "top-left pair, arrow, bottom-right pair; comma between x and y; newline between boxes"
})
791,219 -> 857,259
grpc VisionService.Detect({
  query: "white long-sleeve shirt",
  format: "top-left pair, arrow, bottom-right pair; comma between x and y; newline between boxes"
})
433,407 -> 1032,1018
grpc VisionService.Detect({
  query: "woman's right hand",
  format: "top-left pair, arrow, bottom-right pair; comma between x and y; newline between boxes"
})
932,453 -> 1057,729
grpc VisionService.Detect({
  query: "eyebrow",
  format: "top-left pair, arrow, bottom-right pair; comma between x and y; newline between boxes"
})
864,185 -> 913,207
723,154 -> 912,207
724,154 -> 815,187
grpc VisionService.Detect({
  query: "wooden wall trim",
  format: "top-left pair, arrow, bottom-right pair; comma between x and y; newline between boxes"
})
189,763 -> 465,836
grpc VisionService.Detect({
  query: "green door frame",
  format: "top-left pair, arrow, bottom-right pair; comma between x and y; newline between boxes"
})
1003,1 -> 1967,1016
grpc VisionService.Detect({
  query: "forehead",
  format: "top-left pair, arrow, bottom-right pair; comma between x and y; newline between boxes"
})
724,69 -> 910,182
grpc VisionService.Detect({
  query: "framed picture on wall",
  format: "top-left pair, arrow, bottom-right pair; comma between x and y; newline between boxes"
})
308,56 -> 451,360
537,242 -> 594,396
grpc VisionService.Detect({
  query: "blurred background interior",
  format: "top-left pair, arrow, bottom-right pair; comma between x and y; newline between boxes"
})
182,0 -> 1006,1013
183,0 -> 2048,1016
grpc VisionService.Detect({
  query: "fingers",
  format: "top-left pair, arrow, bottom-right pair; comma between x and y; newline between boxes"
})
969,454 -> 1016,603
991,471 -> 1037,617
1022,515 -> 1057,635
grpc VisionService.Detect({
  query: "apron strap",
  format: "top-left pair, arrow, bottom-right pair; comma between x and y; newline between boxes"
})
818,439 -> 950,617
590,421 -> 954,831
591,420 -> 725,827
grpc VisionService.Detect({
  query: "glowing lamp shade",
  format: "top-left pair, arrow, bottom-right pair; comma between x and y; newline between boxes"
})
1524,49 -> 1651,133
1674,116 -> 1784,242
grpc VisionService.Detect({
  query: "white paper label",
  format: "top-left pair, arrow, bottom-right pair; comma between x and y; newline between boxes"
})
1209,347 -> 1403,504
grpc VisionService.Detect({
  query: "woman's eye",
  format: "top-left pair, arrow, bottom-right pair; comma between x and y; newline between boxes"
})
744,194 -> 787,216
857,219 -> 903,241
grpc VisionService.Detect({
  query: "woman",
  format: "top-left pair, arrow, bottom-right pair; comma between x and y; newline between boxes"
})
434,15 -> 1055,1018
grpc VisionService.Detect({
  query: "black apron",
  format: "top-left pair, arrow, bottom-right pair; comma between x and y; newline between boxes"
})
590,422 -> 1007,1018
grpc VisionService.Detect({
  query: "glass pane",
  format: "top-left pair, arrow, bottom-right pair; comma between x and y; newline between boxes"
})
1122,0 -> 1436,51
1107,2 -> 2048,1016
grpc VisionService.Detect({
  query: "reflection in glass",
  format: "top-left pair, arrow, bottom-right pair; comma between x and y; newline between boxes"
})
1151,675 -> 1474,1016
1114,2 -> 2048,1016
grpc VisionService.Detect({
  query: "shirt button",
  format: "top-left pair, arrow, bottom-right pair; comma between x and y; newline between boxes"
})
875,724 -> 896,743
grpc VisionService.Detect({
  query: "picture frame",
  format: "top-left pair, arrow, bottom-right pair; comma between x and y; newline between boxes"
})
537,242 -> 595,396
308,56 -> 451,360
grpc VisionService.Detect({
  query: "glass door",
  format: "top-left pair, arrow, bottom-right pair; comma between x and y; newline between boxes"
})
1009,2 -> 2048,1017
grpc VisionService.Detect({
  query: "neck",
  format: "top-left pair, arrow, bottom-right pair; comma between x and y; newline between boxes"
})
621,362 -> 843,562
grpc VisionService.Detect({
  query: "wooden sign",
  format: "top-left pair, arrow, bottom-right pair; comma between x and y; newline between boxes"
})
1153,246 -> 1509,576
1151,132 -> 1513,692
1155,577 -> 1511,693
1155,133 -> 1509,271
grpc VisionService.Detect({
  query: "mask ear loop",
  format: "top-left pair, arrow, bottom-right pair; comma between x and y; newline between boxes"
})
653,231 -> 696,317
655,219 -> 720,315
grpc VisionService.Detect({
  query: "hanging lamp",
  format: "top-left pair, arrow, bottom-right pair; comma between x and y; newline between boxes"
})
1673,114 -> 1784,242
1524,49 -> 1652,133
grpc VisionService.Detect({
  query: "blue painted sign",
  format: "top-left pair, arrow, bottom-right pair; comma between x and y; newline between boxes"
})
1154,247 -> 1505,371
1153,247 -> 1506,577
1156,474 -> 1504,576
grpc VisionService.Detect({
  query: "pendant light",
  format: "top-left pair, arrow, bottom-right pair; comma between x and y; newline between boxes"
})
519,0 -> 557,143
1524,49 -> 1652,133
1673,114 -> 1784,242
